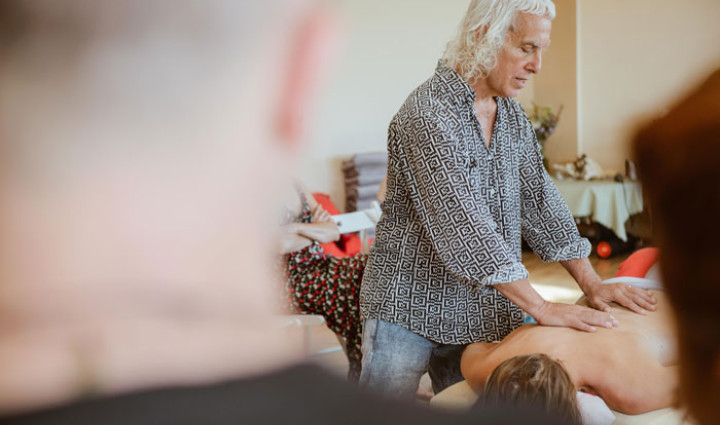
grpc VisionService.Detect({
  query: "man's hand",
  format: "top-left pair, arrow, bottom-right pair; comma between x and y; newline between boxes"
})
560,257 -> 657,316
494,278 -> 618,333
584,282 -> 657,315
533,301 -> 619,333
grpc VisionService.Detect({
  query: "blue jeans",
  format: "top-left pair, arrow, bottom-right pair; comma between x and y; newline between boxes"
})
359,318 -> 466,400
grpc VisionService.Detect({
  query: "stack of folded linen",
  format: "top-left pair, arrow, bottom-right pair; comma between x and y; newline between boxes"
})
342,151 -> 387,213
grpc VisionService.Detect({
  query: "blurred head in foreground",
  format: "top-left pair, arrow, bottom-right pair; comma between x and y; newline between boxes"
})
0,0 -> 338,412
479,354 -> 581,425
633,68 -> 720,425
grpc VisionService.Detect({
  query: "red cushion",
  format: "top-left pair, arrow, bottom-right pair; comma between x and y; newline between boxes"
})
320,239 -> 349,257
615,248 -> 659,278
312,192 -> 363,258
343,234 -> 362,256
312,193 -> 341,215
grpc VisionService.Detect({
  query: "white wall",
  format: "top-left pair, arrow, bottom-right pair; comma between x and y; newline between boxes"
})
530,0 -> 720,172
302,0 -> 535,209
301,0 -> 720,207
578,0 -> 720,172
533,0 -> 577,165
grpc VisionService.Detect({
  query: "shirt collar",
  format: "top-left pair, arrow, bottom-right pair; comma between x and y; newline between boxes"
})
435,60 -> 476,104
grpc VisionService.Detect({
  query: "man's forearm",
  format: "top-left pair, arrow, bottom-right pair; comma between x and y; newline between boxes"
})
493,279 -> 546,318
494,277 -> 617,332
560,257 -> 603,295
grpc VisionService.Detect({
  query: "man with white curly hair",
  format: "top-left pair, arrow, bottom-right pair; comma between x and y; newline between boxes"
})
359,0 -> 656,399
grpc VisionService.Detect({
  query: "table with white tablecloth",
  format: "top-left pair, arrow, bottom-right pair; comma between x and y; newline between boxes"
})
552,178 -> 643,241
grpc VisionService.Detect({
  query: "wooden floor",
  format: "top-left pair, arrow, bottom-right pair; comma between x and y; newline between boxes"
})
306,251 -> 632,377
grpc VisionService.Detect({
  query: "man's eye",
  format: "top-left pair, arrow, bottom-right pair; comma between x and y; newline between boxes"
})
522,47 -> 533,54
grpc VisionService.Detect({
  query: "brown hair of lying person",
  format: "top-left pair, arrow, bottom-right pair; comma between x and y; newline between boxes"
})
633,68 -> 720,425
479,353 -> 582,425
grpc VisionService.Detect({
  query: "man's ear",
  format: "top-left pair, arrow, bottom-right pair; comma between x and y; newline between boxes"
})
275,5 -> 341,147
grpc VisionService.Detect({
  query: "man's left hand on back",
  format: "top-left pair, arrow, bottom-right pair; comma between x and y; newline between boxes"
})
585,282 -> 657,315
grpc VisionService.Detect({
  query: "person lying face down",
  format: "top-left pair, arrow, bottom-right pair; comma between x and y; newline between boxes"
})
461,274 -> 676,419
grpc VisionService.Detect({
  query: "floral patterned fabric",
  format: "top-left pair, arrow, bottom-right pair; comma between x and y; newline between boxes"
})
283,191 -> 367,381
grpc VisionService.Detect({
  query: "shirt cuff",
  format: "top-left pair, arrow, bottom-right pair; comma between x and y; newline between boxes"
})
479,262 -> 529,286
537,237 -> 592,263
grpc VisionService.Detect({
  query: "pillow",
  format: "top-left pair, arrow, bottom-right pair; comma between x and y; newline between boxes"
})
312,192 -> 362,257
312,192 -> 341,215
577,391 -> 615,425
615,247 -> 659,278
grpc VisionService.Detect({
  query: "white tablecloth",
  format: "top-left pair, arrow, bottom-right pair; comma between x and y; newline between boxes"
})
552,178 -> 643,241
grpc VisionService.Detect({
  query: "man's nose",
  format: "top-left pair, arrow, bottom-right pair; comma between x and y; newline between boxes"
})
527,51 -> 542,74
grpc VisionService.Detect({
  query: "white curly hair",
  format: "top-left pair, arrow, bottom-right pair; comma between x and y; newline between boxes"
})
442,0 -> 555,84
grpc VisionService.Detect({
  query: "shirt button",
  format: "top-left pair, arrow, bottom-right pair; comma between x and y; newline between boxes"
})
488,154 -> 494,161
490,188 -> 496,195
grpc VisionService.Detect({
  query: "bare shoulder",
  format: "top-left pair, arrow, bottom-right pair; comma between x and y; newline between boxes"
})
461,342 -> 501,391
461,325 -> 561,390
461,341 -> 496,367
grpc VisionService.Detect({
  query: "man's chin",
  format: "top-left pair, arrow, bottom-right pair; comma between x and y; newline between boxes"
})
506,81 -> 529,98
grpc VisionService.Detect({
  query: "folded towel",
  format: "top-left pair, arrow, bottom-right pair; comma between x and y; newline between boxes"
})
343,151 -> 387,214
342,163 -> 387,177
577,392 -> 615,425
346,184 -> 381,200
352,151 -> 387,168
342,159 -> 357,173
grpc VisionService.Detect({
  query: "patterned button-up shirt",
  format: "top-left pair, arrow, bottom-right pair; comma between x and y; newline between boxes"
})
360,62 -> 590,344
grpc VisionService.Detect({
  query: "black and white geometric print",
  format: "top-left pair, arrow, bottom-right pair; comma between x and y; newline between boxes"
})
360,61 -> 590,345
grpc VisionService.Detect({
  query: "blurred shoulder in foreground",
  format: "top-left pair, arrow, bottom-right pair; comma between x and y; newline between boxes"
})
634,67 -> 720,425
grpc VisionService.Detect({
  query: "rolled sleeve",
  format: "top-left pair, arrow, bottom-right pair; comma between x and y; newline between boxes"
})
479,262 -> 529,286
537,235 -> 591,262
395,114 -> 522,286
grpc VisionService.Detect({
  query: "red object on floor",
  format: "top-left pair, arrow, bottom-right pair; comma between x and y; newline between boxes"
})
615,247 -> 659,278
312,192 -> 363,258
596,242 -> 612,258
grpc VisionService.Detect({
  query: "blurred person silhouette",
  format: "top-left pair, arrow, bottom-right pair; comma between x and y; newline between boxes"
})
0,1 -> 569,424
633,67 -> 720,425
280,181 -> 366,381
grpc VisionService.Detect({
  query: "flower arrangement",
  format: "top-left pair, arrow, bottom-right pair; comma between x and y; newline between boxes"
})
527,104 -> 562,170
528,104 -> 562,146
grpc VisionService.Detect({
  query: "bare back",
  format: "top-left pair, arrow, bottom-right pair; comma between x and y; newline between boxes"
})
461,292 -> 678,414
